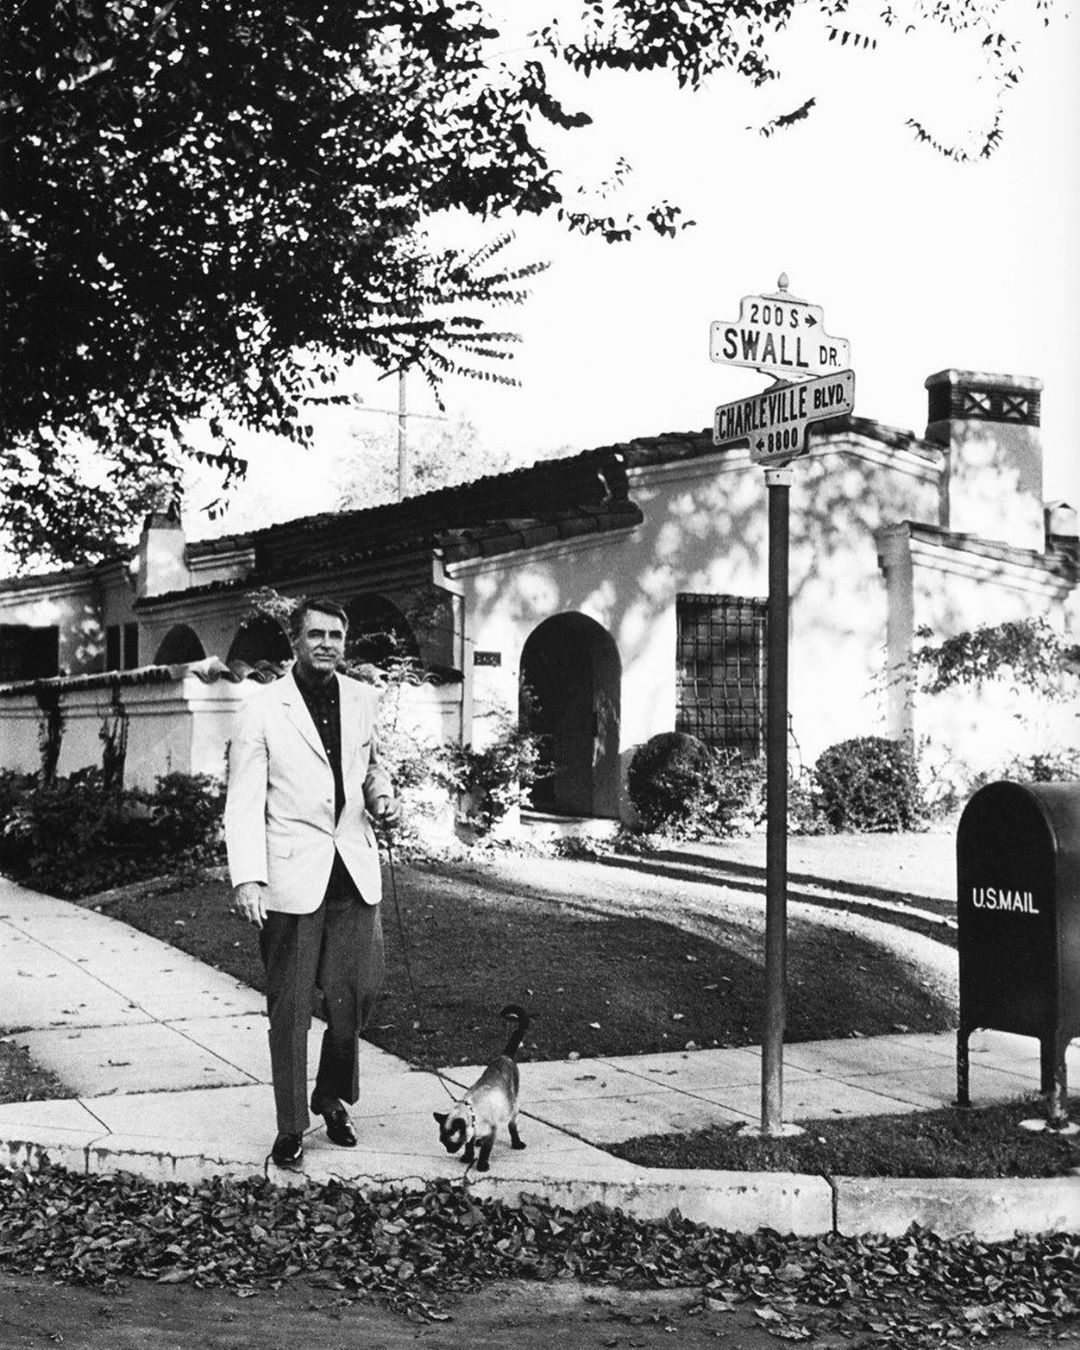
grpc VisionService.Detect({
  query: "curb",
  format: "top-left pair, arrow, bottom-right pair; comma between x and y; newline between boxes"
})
3,1134 -> 1079,1241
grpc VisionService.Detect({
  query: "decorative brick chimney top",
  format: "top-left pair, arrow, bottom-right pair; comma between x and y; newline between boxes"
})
924,369 -> 1045,552
1046,501 -> 1078,540
925,369 -> 1042,435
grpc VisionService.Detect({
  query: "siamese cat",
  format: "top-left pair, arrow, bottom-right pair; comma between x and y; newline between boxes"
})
433,1004 -> 529,1172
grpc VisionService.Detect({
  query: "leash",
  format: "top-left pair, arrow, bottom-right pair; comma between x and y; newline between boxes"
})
380,833 -> 458,1101
380,833 -> 519,1186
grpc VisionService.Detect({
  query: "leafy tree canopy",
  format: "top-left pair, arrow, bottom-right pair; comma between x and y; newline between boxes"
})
0,0 -> 1056,566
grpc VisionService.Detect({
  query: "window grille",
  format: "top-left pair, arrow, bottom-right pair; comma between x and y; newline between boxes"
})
675,594 -> 766,757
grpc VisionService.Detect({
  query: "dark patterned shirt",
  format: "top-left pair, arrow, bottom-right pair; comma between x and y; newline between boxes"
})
294,667 -> 357,902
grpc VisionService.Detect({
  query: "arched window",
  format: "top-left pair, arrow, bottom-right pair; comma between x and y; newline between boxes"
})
154,625 -> 205,665
344,595 -> 419,669
226,612 -> 292,670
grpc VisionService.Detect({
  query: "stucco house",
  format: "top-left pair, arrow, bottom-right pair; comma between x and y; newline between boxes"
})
0,367 -> 1075,821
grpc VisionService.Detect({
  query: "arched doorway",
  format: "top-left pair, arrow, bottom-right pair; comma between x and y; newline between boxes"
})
520,613 -> 621,818
154,625 -> 205,665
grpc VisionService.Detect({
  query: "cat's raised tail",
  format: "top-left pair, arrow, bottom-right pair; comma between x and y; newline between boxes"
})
499,1004 -> 529,1059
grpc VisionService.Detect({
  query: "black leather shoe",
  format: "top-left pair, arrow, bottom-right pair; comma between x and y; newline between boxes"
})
311,1095 -> 357,1148
270,1131 -> 303,1169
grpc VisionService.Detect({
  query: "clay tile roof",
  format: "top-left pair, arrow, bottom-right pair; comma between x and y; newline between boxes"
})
112,412 -> 938,605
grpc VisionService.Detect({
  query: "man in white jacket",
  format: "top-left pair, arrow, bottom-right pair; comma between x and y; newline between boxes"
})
225,596 -> 402,1169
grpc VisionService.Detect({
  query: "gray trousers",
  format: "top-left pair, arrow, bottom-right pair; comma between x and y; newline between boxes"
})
260,888 -> 385,1135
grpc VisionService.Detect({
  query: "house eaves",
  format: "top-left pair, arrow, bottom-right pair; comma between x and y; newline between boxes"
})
587,415 -> 938,477
906,522 -> 1077,583
0,560 -> 100,598
438,500 -> 645,563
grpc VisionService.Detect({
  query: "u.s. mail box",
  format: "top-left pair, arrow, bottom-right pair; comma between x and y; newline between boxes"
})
957,780 -> 1080,1045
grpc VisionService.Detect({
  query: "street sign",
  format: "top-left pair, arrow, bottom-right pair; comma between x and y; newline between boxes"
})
713,369 -> 855,464
706,277 -> 856,1137
710,293 -> 851,377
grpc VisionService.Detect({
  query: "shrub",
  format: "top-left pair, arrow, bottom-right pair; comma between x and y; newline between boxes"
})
448,722 -> 545,835
627,733 -> 764,838
787,767 -> 830,835
0,768 -> 34,823
0,768 -> 138,894
710,748 -> 767,836
813,736 -> 925,833
145,771 -> 224,854
628,732 -> 715,834
0,768 -> 225,898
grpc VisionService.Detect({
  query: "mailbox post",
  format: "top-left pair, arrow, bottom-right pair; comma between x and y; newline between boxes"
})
956,780 -> 1080,1127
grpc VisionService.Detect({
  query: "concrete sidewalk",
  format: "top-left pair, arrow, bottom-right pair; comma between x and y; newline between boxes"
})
1,868 -> 1078,1240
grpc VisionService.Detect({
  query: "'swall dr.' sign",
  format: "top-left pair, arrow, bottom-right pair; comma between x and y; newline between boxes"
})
710,294 -> 851,377
713,369 -> 855,464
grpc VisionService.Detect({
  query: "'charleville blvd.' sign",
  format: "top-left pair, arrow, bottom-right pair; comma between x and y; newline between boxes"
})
713,368 -> 855,464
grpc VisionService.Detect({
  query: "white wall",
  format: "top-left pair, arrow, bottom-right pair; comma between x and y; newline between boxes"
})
0,579 -> 104,677
0,670 -> 463,803
904,540 -> 1077,798
451,436 -> 942,811
0,675 -> 245,790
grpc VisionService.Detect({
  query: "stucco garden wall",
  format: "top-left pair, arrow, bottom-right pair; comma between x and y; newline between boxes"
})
0,668 -> 461,797
0,675 -> 243,790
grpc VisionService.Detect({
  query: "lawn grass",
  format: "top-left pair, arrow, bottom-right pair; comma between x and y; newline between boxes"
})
608,1096 -> 1080,1178
93,858 -> 955,1069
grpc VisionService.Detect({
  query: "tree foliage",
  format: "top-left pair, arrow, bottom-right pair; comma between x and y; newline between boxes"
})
333,411 -> 518,510
0,0 -> 1056,565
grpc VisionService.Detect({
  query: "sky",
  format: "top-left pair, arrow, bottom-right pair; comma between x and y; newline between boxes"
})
187,0 -> 1080,539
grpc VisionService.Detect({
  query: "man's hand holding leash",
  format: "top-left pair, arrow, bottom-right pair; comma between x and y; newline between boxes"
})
371,794 -> 402,838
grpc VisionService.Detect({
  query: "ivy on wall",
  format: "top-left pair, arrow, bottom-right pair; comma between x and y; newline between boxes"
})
912,617 -> 1076,698
34,683 -> 64,785
99,680 -> 129,790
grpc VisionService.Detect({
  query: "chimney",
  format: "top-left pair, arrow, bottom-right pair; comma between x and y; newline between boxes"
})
130,501 -> 190,600
925,369 -> 1044,552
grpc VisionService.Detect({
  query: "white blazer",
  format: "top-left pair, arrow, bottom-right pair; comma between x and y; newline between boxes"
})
224,670 -> 391,913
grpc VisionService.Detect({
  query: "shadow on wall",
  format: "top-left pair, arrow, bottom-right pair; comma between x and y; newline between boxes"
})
471,437 -> 939,768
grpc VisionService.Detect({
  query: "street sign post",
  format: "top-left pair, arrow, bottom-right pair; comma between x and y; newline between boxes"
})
710,293 -> 851,377
708,277 -> 854,1138
713,369 -> 855,464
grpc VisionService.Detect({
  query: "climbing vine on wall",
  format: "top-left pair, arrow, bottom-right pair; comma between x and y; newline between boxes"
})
912,618 -> 1076,698
34,683 -> 64,784
99,680 -> 129,790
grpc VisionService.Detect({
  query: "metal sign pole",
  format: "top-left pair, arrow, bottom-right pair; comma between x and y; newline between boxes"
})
709,275 -> 852,1138
762,465 -> 792,1136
